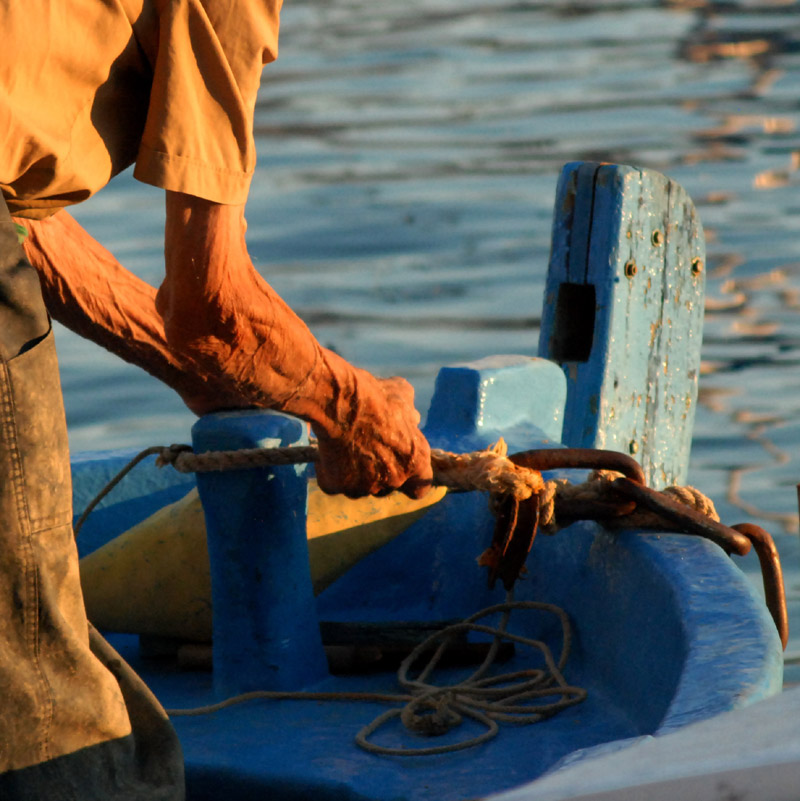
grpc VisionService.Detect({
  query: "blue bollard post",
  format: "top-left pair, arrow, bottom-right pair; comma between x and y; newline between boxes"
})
192,410 -> 328,697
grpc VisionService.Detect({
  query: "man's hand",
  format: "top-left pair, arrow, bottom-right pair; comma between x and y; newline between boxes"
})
313,375 -> 433,499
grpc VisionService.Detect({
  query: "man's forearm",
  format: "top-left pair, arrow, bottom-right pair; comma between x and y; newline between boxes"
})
157,192 -> 354,429
17,210 -> 248,413
18,204 -> 364,432
159,192 -> 431,497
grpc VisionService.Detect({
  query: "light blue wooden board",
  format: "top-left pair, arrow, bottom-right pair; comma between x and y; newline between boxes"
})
539,163 -> 705,489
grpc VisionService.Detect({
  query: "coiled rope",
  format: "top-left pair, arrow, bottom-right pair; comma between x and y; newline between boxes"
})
164,594 -> 586,756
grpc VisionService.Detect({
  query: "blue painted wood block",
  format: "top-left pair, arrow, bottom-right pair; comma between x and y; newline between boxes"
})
539,162 -> 705,489
192,411 -> 328,696
424,354 -> 566,449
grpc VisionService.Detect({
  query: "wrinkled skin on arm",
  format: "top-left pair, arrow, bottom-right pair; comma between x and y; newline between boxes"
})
18,193 -> 433,498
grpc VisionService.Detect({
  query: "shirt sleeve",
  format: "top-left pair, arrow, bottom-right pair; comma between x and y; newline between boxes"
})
133,0 -> 282,205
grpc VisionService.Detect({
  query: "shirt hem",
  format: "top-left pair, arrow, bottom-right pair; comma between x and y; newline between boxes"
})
134,146 -> 253,206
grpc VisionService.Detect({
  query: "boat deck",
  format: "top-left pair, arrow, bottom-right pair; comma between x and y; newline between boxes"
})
103,511 -> 780,801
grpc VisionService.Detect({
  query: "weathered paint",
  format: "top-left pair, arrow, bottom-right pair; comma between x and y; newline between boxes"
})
424,354 -> 567,447
539,162 -> 705,489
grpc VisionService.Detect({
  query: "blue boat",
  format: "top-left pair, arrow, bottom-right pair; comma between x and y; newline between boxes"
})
71,163 -> 785,801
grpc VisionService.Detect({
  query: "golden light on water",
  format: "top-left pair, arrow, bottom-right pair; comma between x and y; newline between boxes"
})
686,39 -> 772,62
754,170 -> 792,190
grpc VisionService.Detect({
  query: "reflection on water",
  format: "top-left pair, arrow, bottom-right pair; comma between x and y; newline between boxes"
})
64,0 -> 800,678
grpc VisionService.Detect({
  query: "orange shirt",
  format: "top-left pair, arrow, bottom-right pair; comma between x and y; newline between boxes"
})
0,0 -> 281,219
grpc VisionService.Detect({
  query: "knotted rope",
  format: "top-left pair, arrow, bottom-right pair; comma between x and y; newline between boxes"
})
75,438 -> 717,545
429,441 -> 545,499
534,468 -> 719,533
353,595 -> 587,755
151,439 -> 718,526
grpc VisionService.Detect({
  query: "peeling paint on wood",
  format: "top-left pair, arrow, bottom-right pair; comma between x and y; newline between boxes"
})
539,162 -> 705,489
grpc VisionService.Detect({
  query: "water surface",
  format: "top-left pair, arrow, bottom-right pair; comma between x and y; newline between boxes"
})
62,0 -> 800,680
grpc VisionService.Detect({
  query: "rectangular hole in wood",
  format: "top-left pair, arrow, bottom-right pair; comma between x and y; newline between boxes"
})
549,282 -> 596,362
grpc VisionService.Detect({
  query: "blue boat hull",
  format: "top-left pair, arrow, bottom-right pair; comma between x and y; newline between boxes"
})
72,360 -> 782,800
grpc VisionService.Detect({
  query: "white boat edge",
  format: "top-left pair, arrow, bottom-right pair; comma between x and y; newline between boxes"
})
491,686 -> 800,801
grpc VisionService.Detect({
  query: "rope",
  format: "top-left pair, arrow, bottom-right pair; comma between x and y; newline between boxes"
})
73,446 -> 168,536
662,484 -> 719,519
357,596 -> 586,755
74,441 -> 719,538
152,442 -> 719,524
430,441 -> 545,499
566,469 -> 720,528
156,439 -> 545,500
166,593 -> 587,756
156,443 -> 320,474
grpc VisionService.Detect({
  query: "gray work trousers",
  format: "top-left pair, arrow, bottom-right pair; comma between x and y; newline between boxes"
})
0,201 -> 185,800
